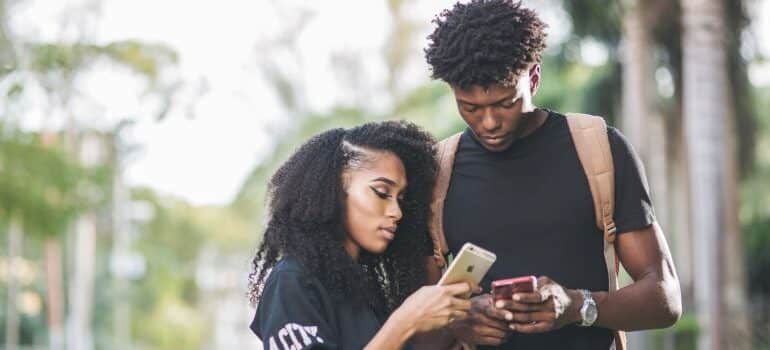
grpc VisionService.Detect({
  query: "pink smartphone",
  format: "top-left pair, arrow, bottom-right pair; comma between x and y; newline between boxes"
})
491,275 -> 537,301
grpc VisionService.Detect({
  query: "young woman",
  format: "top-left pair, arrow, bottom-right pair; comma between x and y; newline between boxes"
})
248,121 -> 476,350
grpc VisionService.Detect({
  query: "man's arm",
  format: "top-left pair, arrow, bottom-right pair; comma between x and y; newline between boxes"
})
425,256 -> 443,285
506,222 -> 682,333
590,221 -> 682,330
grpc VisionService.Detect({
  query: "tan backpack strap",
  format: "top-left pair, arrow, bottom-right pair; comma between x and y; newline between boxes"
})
566,113 -> 626,350
429,132 -> 462,269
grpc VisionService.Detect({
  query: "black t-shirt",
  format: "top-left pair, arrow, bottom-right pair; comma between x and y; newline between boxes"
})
250,257 -> 411,350
443,110 -> 655,350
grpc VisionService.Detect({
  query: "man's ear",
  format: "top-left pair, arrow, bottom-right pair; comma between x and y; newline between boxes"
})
529,63 -> 541,96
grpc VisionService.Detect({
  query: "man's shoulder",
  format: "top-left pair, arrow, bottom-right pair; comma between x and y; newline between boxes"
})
437,130 -> 464,144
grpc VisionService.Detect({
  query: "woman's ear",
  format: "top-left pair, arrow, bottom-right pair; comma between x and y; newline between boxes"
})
340,170 -> 351,194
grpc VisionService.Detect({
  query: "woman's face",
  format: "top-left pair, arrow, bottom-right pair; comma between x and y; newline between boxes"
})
342,150 -> 407,259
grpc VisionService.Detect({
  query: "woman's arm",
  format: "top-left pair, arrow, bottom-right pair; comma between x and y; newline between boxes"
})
364,283 -> 476,350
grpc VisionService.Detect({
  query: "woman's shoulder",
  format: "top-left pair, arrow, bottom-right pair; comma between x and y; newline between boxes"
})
270,256 -> 309,275
263,256 -> 322,292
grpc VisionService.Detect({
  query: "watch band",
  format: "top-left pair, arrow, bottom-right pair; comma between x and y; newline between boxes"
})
578,289 -> 597,327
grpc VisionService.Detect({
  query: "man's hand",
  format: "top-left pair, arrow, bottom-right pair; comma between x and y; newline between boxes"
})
448,293 -> 513,345
495,276 -> 583,333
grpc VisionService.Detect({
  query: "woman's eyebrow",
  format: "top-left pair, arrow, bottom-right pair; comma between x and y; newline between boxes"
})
370,177 -> 397,186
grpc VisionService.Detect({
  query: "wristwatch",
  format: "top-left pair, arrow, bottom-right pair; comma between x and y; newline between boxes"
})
578,289 -> 598,327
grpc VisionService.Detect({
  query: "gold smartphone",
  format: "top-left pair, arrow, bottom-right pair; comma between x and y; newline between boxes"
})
438,243 -> 497,297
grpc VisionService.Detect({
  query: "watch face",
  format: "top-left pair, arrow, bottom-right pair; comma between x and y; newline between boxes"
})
586,303 -> 598,322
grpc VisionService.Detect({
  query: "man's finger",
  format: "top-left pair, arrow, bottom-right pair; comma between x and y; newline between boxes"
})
476,336 -> 509,346
537,276 -> 553,286
510,311 -> 555,323
510,321 -> 553,333
512,291 -> 544,303
473,312 -> 510,331
484,303 -> 514,321
496,299 -> 543,312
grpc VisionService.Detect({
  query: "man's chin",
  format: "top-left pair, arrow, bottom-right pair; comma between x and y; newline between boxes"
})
480,139 -> 513,152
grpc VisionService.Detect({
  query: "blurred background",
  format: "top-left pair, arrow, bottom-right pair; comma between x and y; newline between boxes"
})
0,0 -> 769,349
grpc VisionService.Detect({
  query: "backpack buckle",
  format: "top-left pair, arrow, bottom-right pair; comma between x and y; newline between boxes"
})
433,253 -> 446,268
604,221 -> 617,243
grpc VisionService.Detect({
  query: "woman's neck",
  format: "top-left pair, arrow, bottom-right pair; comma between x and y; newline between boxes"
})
343,238 -> 360,261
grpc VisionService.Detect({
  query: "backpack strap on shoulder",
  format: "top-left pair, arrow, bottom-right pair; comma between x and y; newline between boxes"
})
565,113 -> 626,350
429,132 -> 462,269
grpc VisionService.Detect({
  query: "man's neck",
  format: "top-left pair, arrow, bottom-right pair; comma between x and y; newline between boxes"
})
513,108 -> 548,140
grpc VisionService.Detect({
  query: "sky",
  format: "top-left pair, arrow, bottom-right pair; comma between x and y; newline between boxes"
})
7,0 -> 770,206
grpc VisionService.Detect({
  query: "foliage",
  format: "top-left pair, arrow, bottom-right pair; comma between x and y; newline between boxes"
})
0,126 -> 111,238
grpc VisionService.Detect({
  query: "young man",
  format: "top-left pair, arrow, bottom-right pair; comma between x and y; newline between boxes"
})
421,1 -> 682,349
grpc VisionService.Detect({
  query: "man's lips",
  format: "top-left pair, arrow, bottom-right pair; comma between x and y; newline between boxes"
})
482,135 -> 508,144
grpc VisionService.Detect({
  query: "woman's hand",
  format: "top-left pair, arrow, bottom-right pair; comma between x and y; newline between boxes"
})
365,282 -> 480,350
394,282 -> 479,335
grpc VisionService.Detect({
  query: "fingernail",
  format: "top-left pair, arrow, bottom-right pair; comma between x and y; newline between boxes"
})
506,313 -> 513,321
513,294 -> 521,301
509,324 -> 516,330
496,301 -> 504,308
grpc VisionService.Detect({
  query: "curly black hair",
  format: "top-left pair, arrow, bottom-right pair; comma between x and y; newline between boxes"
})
248,120 -> 437,317
425,0 -> 548,89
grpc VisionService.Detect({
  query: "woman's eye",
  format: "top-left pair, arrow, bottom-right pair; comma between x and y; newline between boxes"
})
371,187 -> 391,199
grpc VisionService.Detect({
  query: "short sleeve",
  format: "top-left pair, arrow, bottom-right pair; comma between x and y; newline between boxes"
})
608,126 -> 656,234
250,269 -> 338,350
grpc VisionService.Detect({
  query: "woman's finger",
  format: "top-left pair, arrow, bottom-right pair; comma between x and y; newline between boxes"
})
451,297 -> 472,311
472,324 -> 509,338
444,282 -> 473,296
451,309 -> 469,321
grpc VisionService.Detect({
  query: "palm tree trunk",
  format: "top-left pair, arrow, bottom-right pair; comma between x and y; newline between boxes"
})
44,238 -> 65,350
39,129 -> 66,350
720,46 -> 751,348
4,214 -> 22,350
67,213 -> 96,350
621,0 -> 652,160
682,0 -> 730,348
622,1 -> 663,349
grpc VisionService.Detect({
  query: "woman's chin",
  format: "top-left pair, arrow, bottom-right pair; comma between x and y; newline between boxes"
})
364,241 -> 390,255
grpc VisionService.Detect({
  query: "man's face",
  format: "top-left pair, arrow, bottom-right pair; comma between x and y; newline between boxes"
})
451,65 -> 540,152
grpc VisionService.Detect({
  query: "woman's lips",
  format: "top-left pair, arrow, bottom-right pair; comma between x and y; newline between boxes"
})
380,227 -> 396,240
